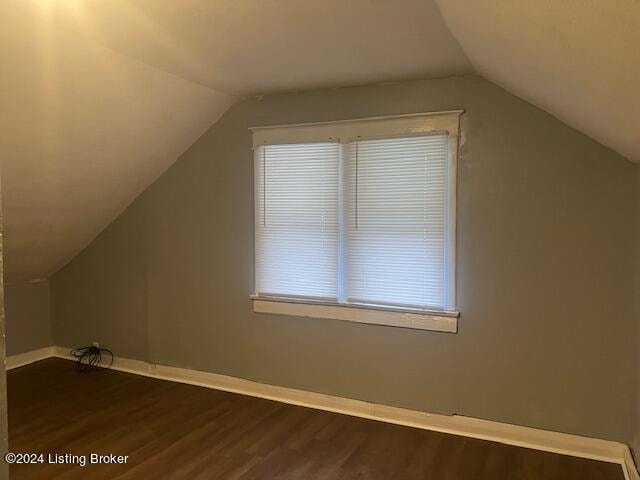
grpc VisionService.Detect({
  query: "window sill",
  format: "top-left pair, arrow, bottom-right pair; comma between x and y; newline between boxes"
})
251,297 -> 458,333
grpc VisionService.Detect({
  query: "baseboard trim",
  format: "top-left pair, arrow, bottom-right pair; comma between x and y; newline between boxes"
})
10,346 -> 634,477
6,346 -> 55,370
625,447 -> 640,480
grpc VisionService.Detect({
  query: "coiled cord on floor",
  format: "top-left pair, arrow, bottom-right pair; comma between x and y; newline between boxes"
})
70,346 -> 114,372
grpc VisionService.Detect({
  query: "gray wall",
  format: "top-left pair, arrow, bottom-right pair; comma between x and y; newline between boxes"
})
51,199 -> 148,361
51,75 -> 637,444
5,280 -> 52,356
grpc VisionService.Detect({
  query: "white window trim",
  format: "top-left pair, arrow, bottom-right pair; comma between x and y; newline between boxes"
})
251,111 -> 462,333
252,296 -> 458,333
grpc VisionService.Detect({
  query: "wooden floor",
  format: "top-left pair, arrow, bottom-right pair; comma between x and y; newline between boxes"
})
7,359 -> 624,480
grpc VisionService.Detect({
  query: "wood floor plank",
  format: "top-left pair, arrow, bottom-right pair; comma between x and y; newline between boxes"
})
7,359 -> 625,480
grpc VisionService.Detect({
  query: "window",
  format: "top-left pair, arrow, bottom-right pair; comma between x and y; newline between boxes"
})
252,112 -> 461,333
255,142 -> 339,299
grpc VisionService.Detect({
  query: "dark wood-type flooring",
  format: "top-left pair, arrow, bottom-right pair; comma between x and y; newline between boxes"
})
8,358 -> 624,479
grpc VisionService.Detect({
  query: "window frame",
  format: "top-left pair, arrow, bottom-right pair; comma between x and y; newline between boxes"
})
251,111 -> 462,333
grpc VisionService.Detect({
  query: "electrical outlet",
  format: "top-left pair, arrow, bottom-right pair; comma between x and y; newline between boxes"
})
92,341 -> 100,348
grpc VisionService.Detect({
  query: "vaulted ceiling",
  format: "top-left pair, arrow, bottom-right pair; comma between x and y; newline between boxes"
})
1,0 -> 637,281
436,0 -> 640,162
6,0 -> 472,95
0,3 -> 234,281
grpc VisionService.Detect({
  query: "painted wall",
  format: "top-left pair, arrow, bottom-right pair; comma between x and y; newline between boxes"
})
52,198 -> 148,361
4,280 -> 52,356
51,75 -> 637,444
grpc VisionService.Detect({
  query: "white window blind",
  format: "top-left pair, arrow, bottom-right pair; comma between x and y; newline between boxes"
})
252,111 -> 460,317
346,135 -> 448,310
255,143 -> 339,299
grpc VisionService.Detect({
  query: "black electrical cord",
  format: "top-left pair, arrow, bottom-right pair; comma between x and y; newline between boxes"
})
70,346 -> 114,372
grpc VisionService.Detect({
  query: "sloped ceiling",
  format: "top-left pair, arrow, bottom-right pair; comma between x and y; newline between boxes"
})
3,0 -> 638,281
7,0 -> 472,95
436,0 -> 640,162
0,5 -> 234,281
1,0 -> 472,281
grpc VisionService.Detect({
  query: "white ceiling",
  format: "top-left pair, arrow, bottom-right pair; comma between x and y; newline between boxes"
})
1,0 -> 472,281
0,4 -> 234,281
2,0 -> 638,281
436,0 -> 640,162
8,0 -> 472,95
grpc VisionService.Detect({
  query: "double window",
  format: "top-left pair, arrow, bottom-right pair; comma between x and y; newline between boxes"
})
252,112 -> 461,332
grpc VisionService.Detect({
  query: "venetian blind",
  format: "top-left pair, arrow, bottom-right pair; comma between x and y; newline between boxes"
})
255,143 -> 339,299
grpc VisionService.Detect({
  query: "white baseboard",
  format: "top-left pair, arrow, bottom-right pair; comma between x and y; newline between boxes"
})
625,447 -> 640,480
6,346 -> 55,370
9,346 -> 634,478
